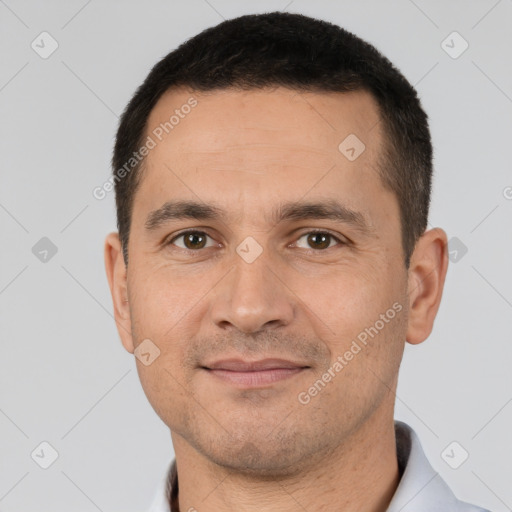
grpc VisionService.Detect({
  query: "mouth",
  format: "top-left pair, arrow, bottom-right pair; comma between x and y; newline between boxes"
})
201,358 -> 310,388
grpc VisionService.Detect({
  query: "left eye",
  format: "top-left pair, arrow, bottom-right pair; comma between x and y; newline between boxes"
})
295,231 -> 343,250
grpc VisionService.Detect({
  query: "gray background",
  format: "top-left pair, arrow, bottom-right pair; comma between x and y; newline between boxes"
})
1,0 -> 511,510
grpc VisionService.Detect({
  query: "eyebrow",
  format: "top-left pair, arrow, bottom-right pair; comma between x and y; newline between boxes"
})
144,199 -> 375,236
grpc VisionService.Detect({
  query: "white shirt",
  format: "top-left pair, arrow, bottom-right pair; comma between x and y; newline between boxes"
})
147,420 -> 491,512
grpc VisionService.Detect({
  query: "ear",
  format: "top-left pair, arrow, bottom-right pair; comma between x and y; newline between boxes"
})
104,232 -> 134,353
406,227 -> 449,345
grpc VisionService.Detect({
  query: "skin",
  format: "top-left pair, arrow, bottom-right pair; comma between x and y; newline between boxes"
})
105,86 -> 448,512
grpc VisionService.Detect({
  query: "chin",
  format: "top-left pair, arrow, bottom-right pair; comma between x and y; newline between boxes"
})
196,432 -> 325,480
211,450 -> 303,479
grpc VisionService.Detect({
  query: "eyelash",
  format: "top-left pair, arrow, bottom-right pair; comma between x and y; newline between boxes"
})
166,229 -> 347,253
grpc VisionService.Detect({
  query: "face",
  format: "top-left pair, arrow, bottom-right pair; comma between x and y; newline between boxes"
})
105,86 -> 445,477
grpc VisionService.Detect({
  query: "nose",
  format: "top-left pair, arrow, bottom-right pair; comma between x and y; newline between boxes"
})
209,245 -> 295,334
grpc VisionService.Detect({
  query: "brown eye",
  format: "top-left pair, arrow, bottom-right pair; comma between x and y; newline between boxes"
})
308,232 -> 330,249
295,231 -> 342,250
169,231 -> 213,250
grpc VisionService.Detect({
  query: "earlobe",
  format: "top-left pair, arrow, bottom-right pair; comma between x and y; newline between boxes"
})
405,228 -> 449,345
104,232 -> 135,353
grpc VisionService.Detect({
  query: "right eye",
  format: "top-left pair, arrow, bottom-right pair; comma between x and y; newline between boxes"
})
167,230 -> 217,251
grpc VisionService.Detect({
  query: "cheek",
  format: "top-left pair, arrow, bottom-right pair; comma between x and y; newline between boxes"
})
303,261 -> 400,343
135,357 -> 194,431
128,265 -> 208,339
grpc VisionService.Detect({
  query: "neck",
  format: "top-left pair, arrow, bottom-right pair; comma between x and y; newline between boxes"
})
170,406 -> 400,512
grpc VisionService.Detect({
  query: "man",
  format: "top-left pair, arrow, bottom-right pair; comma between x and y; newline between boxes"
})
104,11 -> 490,512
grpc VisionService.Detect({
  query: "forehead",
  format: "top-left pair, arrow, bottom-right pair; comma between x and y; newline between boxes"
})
134,86 -> 397,233
145,86 -> 382,162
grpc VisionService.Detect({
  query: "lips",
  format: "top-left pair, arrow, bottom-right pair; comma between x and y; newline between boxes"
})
203,358 -> 309,372
202,358 -> 310,387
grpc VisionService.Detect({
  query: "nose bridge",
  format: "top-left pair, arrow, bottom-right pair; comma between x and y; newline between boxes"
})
211,236 -> 294,333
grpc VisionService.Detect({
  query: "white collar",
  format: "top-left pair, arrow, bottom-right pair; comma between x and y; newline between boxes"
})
387,421 -> 489,511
